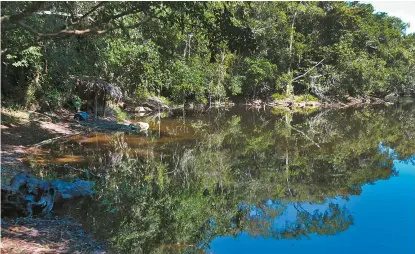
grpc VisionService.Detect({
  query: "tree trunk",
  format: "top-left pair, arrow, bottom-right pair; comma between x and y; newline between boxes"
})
286,6 -> 299,96
102,89 -> 107,118
94,87 -> 98,119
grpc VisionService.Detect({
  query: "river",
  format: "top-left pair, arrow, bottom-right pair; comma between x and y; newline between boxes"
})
27,99 -> 415,254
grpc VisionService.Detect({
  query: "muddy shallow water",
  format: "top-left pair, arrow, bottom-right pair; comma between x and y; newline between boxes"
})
26,101 -> 415,253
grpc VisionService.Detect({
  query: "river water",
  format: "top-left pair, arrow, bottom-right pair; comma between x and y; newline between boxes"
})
28,100 -> 415,253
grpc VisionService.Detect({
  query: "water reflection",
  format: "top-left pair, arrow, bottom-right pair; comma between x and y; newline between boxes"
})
27,101 -> 415,253
211,155 -> 415,254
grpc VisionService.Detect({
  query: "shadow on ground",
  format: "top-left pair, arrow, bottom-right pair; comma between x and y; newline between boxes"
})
1,218 -> 106,253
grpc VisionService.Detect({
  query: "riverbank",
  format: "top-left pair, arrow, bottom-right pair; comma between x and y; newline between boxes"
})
1,108 -> 107,253
1,217 -> 106,254
1,108 -> 84,183
244,95 -> 392,109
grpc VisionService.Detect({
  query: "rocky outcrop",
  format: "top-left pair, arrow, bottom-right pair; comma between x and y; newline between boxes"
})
142,97 -> 170,111
137,106 -> 152,112
1,173 -> 94,217
384,93 -> 399,102
124,97 -> 170,113
267,98 -> 321,108
79,119 -> 149,132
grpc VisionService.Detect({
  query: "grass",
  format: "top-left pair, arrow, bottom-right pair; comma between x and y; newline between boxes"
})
272,92 -> 290,101
295,94 -> 319,102
114,107 -> 128,122
1,109 -> 30,126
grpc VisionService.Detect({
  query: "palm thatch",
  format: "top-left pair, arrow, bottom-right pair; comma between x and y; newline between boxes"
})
71,75 -> 122,100
69,75 -> 122,118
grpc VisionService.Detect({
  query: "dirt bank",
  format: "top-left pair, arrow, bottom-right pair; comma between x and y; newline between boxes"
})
1,108 -> 107,253
1,217 -> 106,254
245,95 -> 391,109
1,109 -> 84,183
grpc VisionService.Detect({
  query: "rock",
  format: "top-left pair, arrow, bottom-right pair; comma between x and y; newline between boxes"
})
128,122 -> 149,132
384,93 -> 399,102
1,172 -> 94,217
297,102 -> 306,108
252,99 -> 262,105
137,122 -> 149,131
136,106 -> 152,112
39,101 -> 51,113
285,100 -> 294,108
143,97 -> 170,111
118,101 -> 126,109
305,101 -> 321,107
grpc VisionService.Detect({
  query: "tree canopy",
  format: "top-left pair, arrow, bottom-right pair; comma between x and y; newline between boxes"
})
2,1 -> 415,108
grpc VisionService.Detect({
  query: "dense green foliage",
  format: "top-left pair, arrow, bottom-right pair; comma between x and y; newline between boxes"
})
2,1 -> 415,108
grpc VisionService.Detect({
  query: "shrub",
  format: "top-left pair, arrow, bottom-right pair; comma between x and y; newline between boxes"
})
114,107 -> 128,122
272,92 -> 289,101
295,94 -> 319,102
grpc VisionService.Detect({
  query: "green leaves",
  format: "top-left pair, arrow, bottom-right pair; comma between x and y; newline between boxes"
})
2,1 -> 414,107
5,46 -> 42,68
170,59 -> 207,103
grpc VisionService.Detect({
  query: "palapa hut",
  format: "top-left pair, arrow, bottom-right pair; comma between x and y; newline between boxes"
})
71,75 -> 122,118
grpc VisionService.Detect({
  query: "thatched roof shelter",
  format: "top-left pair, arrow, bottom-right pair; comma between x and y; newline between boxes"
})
71,75 -> 122,101
70,75 -> 123,118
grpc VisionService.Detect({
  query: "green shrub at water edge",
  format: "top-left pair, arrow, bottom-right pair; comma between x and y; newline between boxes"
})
295,94 -> 319,102
114,107 -> 128,122
272,93 -> 290,101
136,89 -> 171,106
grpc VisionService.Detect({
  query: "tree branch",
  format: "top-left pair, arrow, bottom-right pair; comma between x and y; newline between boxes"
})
35,11 -> 82,18
93,4 -> 147,26
285,121 -> 321,148
291,59 -> 325,82
73,2 -> 106,24
1,2 -> 45,25
17,21 -> 106,39
16,15 -> 153,40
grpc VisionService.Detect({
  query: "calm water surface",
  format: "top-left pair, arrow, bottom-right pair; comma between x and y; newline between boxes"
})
28,101 -> 415,254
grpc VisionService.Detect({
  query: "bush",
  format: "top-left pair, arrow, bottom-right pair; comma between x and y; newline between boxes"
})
114,107 -> 128,122
295,94 -> 319,102
272,92 -> 289,101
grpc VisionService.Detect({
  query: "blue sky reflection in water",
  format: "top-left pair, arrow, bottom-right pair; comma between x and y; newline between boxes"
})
210,155 -> 415,254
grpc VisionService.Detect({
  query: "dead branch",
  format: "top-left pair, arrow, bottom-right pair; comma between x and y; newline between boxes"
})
285,121 -> 321,148
291,59 -> 325,82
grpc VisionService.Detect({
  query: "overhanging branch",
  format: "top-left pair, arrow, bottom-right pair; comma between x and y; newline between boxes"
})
291,59 -> 325,82
16,15 -> 152,40
93,3 -> 147,26
17,21 -> 107,39
1,2 -> 45,25
72,2 -> 106,24
2,2 -> 151,40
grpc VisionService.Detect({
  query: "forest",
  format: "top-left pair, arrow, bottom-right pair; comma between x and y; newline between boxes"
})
2,1 -> 415,110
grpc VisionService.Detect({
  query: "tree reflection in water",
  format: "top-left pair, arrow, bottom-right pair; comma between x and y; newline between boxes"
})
32,101 -> 415,253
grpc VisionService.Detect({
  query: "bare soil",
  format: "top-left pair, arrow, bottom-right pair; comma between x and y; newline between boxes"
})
1,108 -> 107,253
1,109 -> 83,182
1,218 -> 106,254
